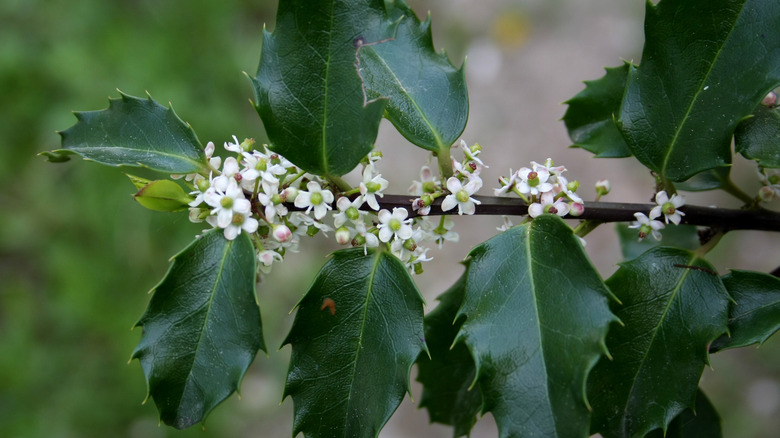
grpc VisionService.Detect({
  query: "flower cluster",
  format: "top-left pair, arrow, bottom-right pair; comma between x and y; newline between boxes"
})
758,166 -> 780,202
493,158 -> 584,220
629,190 -> 686,241
180,136 -> 488,277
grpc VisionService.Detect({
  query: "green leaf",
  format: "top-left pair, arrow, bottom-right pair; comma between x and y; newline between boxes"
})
454,215 -> 617,437
645,389 -> 722,438
357,2 -> 468,154
56,92 -> 207,174
710,269 -> 780,352
616,223 -> 701,262
563,62 -> 633,158
283,248 -> 426,438
735,104 -> 780,168
675,167 -> 731,192
617,0 -> 780,181
131,230 -> 265,429
252,0 -> 396,177
589,247 -> 730,438
133,179 -> 193,212
416,271 -> 482,437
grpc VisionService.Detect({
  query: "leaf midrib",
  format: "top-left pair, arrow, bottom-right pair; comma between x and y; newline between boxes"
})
659,2 -> 747,178
620,253 -> 696,434
173,235 -> 233,415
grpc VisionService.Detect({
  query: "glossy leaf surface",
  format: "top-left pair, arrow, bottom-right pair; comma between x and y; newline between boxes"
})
711,270 -> 780,352
416,271 -> 481,437
357,2 -> 468,154
132,230 -> 265,429
734,105 -> 780,168
283,248 -> 426,438
563,63 -> 632,158
618,0 -> 780,181
589,247 -> 730,438
454,215 -> 617,437
645,389 -> 722,438
252,0 -> 395,177
56,92 -> 206,174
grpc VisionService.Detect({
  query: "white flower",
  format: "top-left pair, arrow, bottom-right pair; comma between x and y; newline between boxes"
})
457,139 -> 487,167
353,221 -> 379,255
650,191 -> 686,225
203,178 -> 251,229
333,196 -> 365,228
359,164 -> 389,210
496,216 -> 514,232
293,212 -> 333,237
212,157 -> 240,193
377,208 -> 414,242
257,249 -> 283,274
516,167 -> 553,196
528,191 -> 571,218
222,211 -> 259,240
493,170 -> 517,196
294,181 -> 334,220
441,176 -> 482,215
256,180 -> 288,222
629,211 -> 665,241
408,165 -> 439,196
224,135 -> 243,153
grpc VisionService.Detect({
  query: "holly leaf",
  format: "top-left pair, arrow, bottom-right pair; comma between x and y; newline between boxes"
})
55,92 -> 207,174
616,223 -> 701,262
710,269 -> 780,352
563,62 -> 633,158
645,389 -> 722,438
454,215 -> 618,437
357,2 -> 468,155
617,0 -> 780,181
283,248 -> 426,438
675,167 -> 731,192
589,247 -> 730,438
252,0 -> 396,177
131,230 -> 265,429
416,271 -> 482,437
735,104 -> 780,168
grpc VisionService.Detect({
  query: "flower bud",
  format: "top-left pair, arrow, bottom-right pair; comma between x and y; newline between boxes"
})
758,185 -> 776,202
282,187 -> 298,203
272,224 -> 292,242
595,179 -> 611,196
335,226 -> 351,245
762,91 -> 777,107
569,202 -> 585,216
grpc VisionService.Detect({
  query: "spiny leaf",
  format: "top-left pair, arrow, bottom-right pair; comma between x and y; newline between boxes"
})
283,248 -> 426,438
252,0 -> 395,177
735,104 -> 780,168
454,215 -> 618,438
357,1 -> 468,154
416,271 -> 482,437
131,230 -> 265,429
563,62 -> 633,158
55,91 -> 207,174
645,389 -> 722,438
589,247 -> 730,438
710,269 -> 780,352
618,0 -> 780,181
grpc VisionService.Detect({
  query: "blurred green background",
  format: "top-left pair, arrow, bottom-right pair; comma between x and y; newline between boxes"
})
2,0 -> 780,437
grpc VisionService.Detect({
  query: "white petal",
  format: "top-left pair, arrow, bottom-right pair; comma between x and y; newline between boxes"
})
446,177 -> 462,193
379,226 -> 393,242
397,226 -> 413,240
378,209 -> 392,224
460,201 -> 476,215
440,195 -> 457,212
223,225 -> 239,240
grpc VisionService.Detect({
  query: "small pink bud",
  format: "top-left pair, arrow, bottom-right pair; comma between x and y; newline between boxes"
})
335,226 -> 351,245
569,202 -> 585,216
758,186 -> 776,202
272,224 -> 292,242
762,91 -> 777,107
